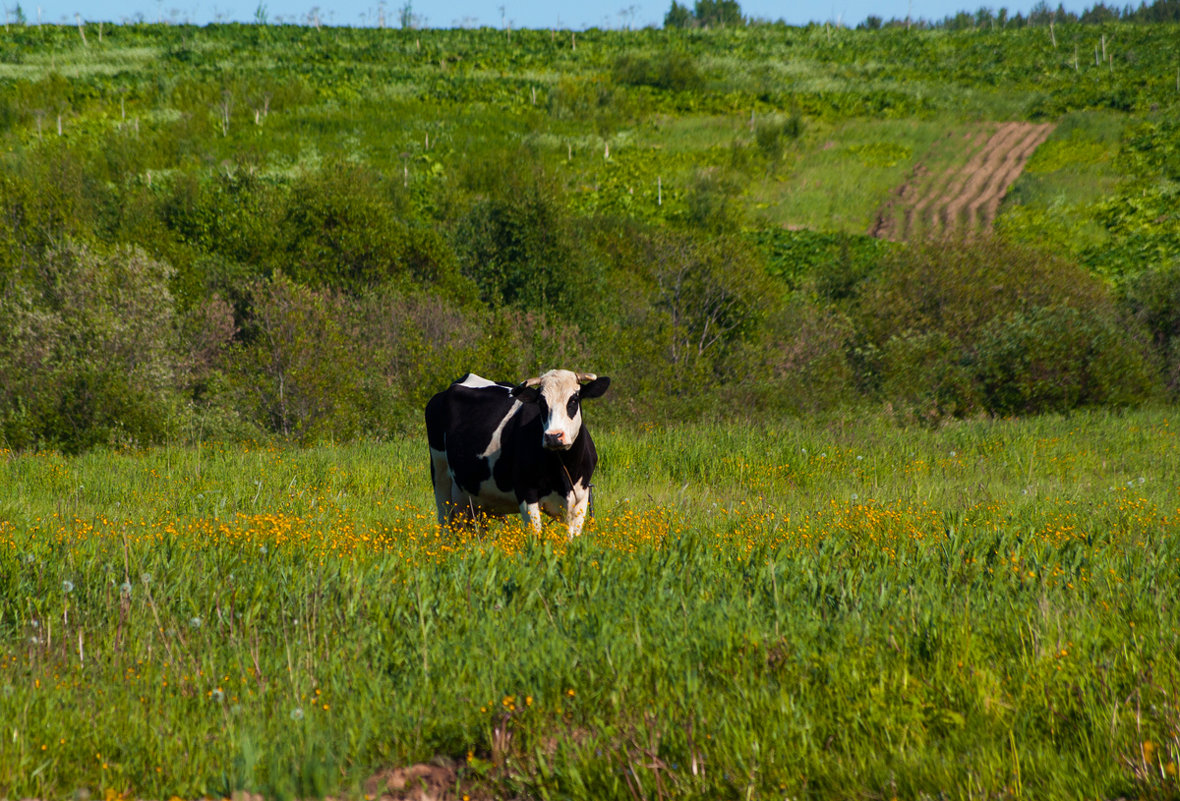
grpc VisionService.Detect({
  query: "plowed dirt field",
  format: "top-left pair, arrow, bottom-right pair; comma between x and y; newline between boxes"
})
869,121 -> 1055,241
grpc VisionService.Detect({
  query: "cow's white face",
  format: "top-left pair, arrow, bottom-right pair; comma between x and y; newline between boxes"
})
511,369 -> 611,451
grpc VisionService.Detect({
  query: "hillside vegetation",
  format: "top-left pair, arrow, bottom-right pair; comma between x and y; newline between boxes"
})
1,21 -> 1179,450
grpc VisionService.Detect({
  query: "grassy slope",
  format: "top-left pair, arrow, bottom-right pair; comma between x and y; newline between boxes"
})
2,23 -> 1177,245
1,411 -> 1178,799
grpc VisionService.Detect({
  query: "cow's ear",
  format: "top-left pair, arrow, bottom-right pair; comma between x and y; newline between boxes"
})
580,376 -> 610,399
511,383 -> 541,403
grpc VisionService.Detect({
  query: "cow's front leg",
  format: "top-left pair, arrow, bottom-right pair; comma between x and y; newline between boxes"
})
565,483 -> 592,539
520,501 -> 543,534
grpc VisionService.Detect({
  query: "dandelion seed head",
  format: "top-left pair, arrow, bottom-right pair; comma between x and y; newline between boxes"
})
62,580 -> 75,593
290,707 -> 304,721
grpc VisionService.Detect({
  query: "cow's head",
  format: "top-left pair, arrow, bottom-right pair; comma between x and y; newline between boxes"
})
510,369 -> 610,451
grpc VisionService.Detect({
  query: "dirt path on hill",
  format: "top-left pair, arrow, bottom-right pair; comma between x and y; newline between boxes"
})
869,121 -> 1056,241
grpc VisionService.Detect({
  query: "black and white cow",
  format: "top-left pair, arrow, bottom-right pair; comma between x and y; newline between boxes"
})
425,369 -> 611,537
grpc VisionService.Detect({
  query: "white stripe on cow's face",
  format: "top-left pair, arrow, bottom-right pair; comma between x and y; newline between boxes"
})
537,370 -> 584,451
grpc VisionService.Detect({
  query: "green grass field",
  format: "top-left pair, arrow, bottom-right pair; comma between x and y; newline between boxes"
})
2,410 -> 1178,799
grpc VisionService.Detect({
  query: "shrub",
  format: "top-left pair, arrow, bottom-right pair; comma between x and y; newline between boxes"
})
754,113 -> 804,162
278,161 -> 462,293
647,229 -> 774,380
853,240 -> 1115,349
547,77 -> 625,128
878,330 -> 981,423
454,165 -> 604,320
612,52 -> 705,93
0,243 -> 180,452
1119,261 -> 1180,394
976,305 -> 1155,415
682,168 -> 744,234
748,299 -> 855,414
227,274 -> 365,441
852,240 -> 1157,418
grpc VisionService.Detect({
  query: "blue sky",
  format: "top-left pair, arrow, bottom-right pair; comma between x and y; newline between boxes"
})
18,0 -> 1094,30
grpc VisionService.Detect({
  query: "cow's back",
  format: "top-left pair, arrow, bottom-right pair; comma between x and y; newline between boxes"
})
426,374 -> 539,498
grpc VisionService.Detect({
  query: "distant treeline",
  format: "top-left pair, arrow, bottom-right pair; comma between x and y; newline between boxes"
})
860,0 -> 1179,29
662,0 -> 1180,29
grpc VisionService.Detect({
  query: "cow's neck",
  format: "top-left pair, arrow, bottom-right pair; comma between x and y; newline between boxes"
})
552,427 -> 590,487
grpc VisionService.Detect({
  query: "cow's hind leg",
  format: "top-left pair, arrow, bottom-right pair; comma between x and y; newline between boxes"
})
519,501 -> 543,534
430,448 -> 454,528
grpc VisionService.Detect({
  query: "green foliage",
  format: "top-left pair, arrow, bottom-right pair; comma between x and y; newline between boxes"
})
976,305 -> 1154,414
0,242 -> 179,452
278,160 -> 461,293
647,229 -> 774,379
664,1 -> 694,28
454,162 -> 601,317
611,51 -> 705,93
0,21 -> 1174,449
752,112 -> 804,162
852,240 -> 1157,418
746,297 -> 856,413
228,273 -> 365,441
663,0 -> 743,28
694,0 -> 744,27
748,228 -> 892,292
1119,261 -> 1180,394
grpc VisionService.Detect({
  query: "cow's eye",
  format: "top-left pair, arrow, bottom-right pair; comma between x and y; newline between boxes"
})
567,395 -> 579,416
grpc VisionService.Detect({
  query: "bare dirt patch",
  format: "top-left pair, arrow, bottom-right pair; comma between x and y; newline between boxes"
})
362,762 -> 463,801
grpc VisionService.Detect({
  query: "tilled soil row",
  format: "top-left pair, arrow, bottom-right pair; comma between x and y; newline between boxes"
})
870,121 -> 1055,242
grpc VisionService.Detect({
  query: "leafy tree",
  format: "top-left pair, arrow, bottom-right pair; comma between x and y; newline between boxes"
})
664,1 -> 694,27
663,0 -> 742,27
694,0 -> 743,26
0,243 -> 179,451
454,163 -> 602,320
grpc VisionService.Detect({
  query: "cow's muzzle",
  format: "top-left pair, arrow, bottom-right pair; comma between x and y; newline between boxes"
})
544,430 -> 572,450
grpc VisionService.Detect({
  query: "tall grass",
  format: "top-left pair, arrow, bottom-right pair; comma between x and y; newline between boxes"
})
1,410 -> 1178,799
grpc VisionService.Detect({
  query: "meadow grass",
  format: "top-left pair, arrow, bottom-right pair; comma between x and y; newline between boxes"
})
1,409 -> 1179,799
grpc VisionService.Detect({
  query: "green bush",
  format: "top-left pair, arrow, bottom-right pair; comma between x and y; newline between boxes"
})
454,164 -> 604,319
976,305 -> 1155,415
278,161 -> 461,293
1118,261 -> 1180,395
853,240 -> 1115,348
753,113 -> 804,162
612,52 -> 705,93
0,242 -> 180,452
747,299 -> 855,414
226,274 -> 366,442
879,329 -> 981,422
852,240 -> 1158,418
